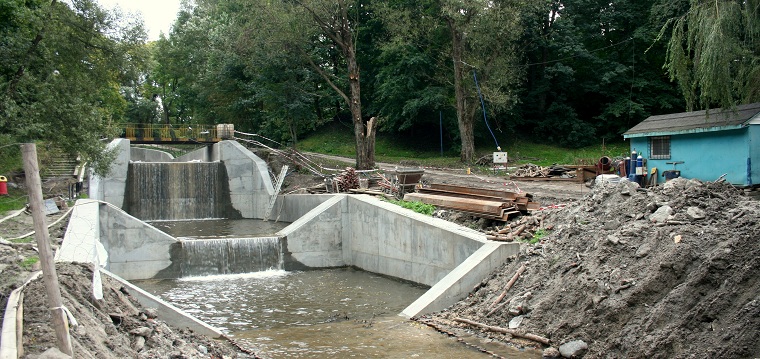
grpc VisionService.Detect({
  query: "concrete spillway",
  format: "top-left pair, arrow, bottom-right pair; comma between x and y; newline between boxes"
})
124,162 -> 239,221
180,237 -> 283,276
59,139 -> 520,332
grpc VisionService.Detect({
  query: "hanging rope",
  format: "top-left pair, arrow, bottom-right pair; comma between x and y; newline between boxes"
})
473,70 -> 501,151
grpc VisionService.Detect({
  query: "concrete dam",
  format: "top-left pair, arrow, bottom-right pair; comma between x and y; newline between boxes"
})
55,139 -> 520,338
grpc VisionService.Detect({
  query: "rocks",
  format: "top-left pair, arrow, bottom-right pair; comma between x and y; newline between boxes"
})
635,243 -> 651,258
559,340 -> 588,358
606,235 -> 620,245
508,315 -> 524,329
649,205 -> 673,223
130,326 -> 153,337
543,346 -> 561,358
686,206 -> 706,220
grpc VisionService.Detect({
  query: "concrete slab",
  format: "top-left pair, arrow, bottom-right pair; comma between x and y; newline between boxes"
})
401,241 -> 519,318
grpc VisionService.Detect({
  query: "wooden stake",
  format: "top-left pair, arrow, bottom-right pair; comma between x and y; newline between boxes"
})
489,263 -> 526,308
21,143 -> 73,356
454,317 -> 551,345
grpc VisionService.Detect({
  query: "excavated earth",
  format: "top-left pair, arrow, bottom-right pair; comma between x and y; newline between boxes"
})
419,178 -> 760,358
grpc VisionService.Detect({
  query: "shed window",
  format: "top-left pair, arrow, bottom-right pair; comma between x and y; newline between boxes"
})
649,136 -> 671,160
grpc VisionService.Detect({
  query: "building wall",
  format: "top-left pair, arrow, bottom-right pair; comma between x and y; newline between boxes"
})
630,128 -> 750,185
750,125 -> 760,186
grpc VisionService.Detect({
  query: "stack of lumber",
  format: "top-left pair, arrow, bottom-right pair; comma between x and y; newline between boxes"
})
403,183 -> 539,221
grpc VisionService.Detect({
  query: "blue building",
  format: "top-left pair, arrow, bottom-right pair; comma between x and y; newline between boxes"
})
623,102 -> 760,186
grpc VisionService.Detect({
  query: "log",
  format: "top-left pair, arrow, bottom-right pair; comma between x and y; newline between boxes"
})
454,317 -> 551,345
489,264 -> 527,308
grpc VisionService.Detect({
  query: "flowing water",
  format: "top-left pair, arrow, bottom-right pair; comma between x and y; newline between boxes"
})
148,219 -> 289,239
135,268 -> 541,358
124,162 -> 239,220
135,214 -> 540,357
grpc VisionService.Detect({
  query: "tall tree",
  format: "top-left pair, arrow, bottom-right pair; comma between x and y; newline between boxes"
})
658,0 -> 760,109
295,0 -> 377,169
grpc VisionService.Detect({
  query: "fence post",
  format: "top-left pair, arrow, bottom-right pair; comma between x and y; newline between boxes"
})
21,143 -> 73,356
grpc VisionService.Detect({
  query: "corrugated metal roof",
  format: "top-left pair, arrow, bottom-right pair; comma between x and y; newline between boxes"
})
623,102 -> 760,138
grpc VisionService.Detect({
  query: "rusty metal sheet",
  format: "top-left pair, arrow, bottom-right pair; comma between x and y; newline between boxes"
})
429,183 -> 522,200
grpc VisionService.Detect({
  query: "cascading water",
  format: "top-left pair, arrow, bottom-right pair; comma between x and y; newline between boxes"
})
180,237 -> 283,276
124,162 -> 239,221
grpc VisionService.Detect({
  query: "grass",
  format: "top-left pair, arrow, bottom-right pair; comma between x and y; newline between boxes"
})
382,198 -> 436,216
0,188 -> 27,214
20,255 -> 39,270
297,122 -> 629,169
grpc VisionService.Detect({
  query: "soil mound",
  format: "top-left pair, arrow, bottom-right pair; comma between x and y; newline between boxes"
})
421,178 -> 760,358
21,262 -> 252,358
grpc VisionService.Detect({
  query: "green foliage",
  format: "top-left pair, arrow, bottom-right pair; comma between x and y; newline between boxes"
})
383,198 -> 436,216
530,228 -> 550,244
658,0 -> 760,109
0,0 -> 148,176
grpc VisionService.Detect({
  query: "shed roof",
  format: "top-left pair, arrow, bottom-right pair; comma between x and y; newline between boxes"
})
623,102 -> 760,138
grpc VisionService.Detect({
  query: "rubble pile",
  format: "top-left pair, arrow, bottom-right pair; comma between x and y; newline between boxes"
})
512,164 -> 576,179
419,178 -> 760,358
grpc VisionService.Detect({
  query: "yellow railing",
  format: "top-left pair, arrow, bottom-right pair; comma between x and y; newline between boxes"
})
122,123 -> 222,143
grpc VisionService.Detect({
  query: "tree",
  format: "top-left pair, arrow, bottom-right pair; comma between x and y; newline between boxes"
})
658,0 -> 760,110
294,0 -> 377,169
0,0 -> 149,175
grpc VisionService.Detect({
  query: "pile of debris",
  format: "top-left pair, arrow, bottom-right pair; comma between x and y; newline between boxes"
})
404,183 -> 539,221
511,164 -> 576,179
418,177 -> 760,358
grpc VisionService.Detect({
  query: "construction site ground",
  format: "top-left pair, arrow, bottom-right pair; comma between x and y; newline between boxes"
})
2,153 -> 758,358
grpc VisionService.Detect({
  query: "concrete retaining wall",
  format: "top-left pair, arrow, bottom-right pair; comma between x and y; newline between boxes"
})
99,204 -> 179,280
130,147 -> 174,162
90,139 -> 130,209
101,269 -> 222,338
280,194 -> 519,315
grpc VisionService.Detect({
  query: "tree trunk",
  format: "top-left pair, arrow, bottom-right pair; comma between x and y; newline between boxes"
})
448,19 -> 475,163
346,46 -> 375,170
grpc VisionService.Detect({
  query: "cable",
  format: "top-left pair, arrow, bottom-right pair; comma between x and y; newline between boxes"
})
473,70 -> 501,151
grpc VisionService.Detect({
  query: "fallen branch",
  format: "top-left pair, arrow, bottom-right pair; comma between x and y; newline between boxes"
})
454,317 -> 551,345
489,264 -> 526,308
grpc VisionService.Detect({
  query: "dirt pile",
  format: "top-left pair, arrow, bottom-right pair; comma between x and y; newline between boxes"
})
21,262 -> 252,358
420,177 -> 760,358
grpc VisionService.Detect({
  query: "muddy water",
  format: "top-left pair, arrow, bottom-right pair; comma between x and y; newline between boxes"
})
148,219 -> 290,239
135,268 -> 541,358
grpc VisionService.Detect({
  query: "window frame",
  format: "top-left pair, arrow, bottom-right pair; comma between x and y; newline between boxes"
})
649,136 -> 671,160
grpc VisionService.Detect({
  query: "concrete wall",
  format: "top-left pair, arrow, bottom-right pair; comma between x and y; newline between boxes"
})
90,139 -> 130,208
216,140 -> 274,218
58,199 -> 179,280
273,194 -> 336,222
130,147 -> 174,162
629,127 -> 750,185
280,196 -> 347,269
174,145 -> 216,162
280,194 -> 519,315
99,204 -> 180,280
101,269 -> 223,338
345,195 -> 492,286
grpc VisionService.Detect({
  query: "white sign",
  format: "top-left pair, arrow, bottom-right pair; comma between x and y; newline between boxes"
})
493,152 -> 508,164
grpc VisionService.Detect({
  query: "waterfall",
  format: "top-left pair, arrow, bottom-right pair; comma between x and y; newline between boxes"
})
180,237 -> 283,277
124,162 -> 238,220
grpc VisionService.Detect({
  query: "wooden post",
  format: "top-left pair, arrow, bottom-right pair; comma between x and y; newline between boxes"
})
21,143 -> 73,356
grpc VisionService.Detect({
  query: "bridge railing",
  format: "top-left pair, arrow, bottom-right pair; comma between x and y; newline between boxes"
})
121,123 -> 222,143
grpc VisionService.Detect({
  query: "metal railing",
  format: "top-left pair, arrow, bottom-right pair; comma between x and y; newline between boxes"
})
121,123 -> 222,143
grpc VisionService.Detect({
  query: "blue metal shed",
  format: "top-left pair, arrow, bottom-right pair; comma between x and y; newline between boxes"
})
623,103 -> 760,186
